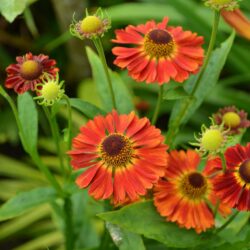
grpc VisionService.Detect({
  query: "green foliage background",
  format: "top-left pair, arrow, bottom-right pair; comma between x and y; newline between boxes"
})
0,0 -> 249,249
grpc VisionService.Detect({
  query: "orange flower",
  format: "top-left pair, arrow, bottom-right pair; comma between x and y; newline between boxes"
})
68,110 -> 168,206
221,9 -> 250,40
5,52 -> 59,94
153,150 -> 231,233
112,17 -> 204,85
214,143 -> 250,211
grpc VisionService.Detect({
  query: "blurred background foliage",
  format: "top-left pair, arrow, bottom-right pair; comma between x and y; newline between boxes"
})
0,0 -> 249,249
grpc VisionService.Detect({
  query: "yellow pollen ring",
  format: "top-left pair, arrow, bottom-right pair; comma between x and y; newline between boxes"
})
201,129 -> 223,151
99,133 -> 133,167
80,15 -> 102,33
239,159 -> 250,184
222,112 -> 241,128
179,172 -> 208,200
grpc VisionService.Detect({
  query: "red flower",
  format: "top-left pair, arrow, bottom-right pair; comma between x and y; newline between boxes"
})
213,106 -> 250,135
68,110 -> 168,206
5,52 -> 59,94
214,143 -> 250,211
153,150 -> 231,233
112,17 -> 204,85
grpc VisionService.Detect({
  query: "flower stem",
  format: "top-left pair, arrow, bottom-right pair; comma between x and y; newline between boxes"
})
63,95 -> 73,172
64,196 -> 74,250
0,86 -> 63,196
165,10 -> 220,148
0,86 -> 27,151
219,152 -> 227,172
192,11 -> 220,94
93,37 -> 117,110
152,85 -> 164,125
43,106 -> 66,176
213,199 -> 220,217
31,151 -> 64,196
99,223 -> 110,250
215,210 -> 240,234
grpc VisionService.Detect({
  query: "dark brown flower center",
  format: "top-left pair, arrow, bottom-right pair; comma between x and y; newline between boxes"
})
100,134 -> 133,167
148,29 -> 173,44
188,172 -> 205,188
20,60 -> 43,80
102,134 -> 125,156
239,159 -> 250,183
180,172 -> 208,199
144,29 -> 175,58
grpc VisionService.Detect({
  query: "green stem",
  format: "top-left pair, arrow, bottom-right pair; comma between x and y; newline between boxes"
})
213,199 -> 220,217
64,197 -> 74,250
31,151 -> 63,196
0,86 -> 63,195
43,106 -> 66,176
99,224 -> 110,250
0,86 -> 27,151
93,38 -> 117,110
165,11 -> 220,147
220,152 -> 227,173
152,85 -> 164,125
63,95 -> 73,172
190,10 -> 220,95
215,210 -> 240,234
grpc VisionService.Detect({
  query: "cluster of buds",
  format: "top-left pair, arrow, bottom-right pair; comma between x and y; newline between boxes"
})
4,52 -> 65,107
192,106 -> 250,157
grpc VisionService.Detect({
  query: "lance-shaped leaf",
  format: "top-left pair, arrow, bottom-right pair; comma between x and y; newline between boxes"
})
0,187 -> 57,221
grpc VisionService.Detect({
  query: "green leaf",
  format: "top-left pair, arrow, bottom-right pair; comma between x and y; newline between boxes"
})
0,187 -> 57,221
163,87 -> 190,100
216,212 -> 250,244
86,47 -> 134,114
107,3 -> 183,23
168,32 -> 235,135
77,78 -> 103,108
17,92 -> 38,154
201,227 -> 250,250
106,222 -> 145,250
66,98 -> 106,119
0,154 -> 45,182
98,201 -> 221,248
0,0 -> 35,23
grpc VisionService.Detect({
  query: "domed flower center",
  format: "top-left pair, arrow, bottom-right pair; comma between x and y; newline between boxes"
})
100,134 -> 133,167
180,172 -> 208,199
41,82 -> 60,101
144,29 -> 175,58
239,159 -> 250,183
201,129 -> 224,151
20,60 -> 42,80
80,15 -> 102,33
222,112 -> 241,128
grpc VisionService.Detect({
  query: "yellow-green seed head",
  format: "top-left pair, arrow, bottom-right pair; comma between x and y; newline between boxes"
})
201,129 -> 224,151
80,16 -> 102,33
41,82 -> 61,101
